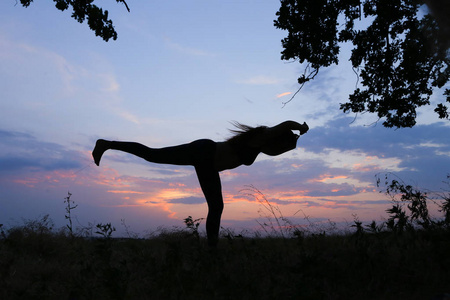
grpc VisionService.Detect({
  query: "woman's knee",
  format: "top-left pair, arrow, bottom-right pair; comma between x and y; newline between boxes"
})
210,202 -> 224,213
208,201 -> 224,217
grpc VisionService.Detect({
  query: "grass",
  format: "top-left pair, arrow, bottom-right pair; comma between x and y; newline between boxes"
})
1,216 -> 450,300
1,177 -> 450,299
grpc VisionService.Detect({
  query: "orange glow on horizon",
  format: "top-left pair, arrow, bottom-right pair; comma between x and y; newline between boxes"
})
157,188 -> 195,200
107,190 -> 144,194
275,191 -> 310,201
2,159 -> 392,228
168,182 -> 186,187
135,197 -> 177,219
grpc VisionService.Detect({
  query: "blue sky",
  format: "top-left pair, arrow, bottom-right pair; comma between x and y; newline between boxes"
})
1,1 -> 449,236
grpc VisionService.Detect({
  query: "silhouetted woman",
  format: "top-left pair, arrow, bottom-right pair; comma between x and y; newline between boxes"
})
92,120 -> 309,246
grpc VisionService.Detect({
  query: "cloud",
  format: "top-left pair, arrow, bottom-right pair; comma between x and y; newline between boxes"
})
0,129 -> 84,173
167,196 -> 205,204
299,198 -> 390,211
0,37 -> 83,98
304,117 -> 450,157
0,129 -> 33,140
0,157 -> 80,172
107,190 -> 144,194
164,37 -> 216,57
99,73 -> 120,93
276,92 -> 292,98
0,116 -> 448,234
115,110 -> 140,124
0,35 -> 128,120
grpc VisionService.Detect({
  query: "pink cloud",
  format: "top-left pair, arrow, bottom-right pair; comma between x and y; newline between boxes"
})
276,92 -> 292,98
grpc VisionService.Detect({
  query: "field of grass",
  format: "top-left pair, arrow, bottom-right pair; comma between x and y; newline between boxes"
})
1,218 -> 450,300
1,178 -> 450,299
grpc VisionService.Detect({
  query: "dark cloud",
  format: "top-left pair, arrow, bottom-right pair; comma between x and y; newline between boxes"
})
0,157 -> 37,171
303,117 -> 450,159
299,117 -> 450,189
0,156 -> 80,172
149,165 -> 192,176
305,187 -> 359,197
314,198 -> 390,206
249,194 -> 390,211
0,129 -> 84,173
0,129 -> 34,140
167,196 -> 205,204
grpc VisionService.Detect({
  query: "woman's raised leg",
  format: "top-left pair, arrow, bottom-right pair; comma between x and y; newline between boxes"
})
92,139 -> 196,166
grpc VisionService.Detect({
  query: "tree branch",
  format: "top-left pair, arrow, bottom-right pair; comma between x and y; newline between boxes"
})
118,0 -> 130,12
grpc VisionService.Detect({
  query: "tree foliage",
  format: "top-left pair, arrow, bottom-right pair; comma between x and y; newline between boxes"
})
275,0 -> 450,127
18,0 -> 130,42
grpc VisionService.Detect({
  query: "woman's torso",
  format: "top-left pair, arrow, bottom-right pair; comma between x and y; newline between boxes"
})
214,141 -> 259,172
213,126 -> 298,171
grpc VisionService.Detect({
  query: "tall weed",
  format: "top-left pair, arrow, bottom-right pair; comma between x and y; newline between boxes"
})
64,191 -> 77,236
241,185 -> 302,238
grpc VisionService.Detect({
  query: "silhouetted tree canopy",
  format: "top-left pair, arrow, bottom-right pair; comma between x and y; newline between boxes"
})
275,0 -> 450,127
18,0 -> 130,42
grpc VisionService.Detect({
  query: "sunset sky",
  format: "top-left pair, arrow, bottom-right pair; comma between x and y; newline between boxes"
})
1,1 -> 449,236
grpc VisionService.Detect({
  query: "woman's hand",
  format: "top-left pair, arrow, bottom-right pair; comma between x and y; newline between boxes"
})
299,122 -> 309,135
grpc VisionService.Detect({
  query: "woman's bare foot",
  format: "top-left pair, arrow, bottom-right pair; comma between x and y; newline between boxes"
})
92,139 -> 111,166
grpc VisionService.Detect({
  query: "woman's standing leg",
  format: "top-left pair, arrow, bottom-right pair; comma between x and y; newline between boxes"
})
195,165 -> 224,247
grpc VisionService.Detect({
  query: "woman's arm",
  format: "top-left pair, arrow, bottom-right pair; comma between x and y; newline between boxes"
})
249,120 -> 309,147
273,120 -> 309,135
